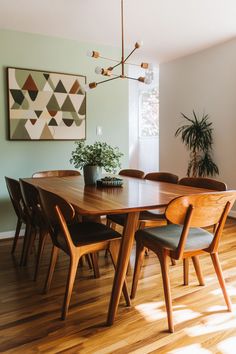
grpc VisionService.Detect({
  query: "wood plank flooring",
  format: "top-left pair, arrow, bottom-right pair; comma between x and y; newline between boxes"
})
1,219 -> 236,353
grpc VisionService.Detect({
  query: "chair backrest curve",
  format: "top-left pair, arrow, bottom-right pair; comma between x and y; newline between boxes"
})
165,191 -> 236,228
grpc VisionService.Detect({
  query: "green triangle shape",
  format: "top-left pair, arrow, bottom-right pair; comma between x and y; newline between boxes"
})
21,98 -> 29,110
54,80 -> 67,93
11,102 -> 21,109
78,97 -> 86,115
48,118 -> 58,126
46,94 -> 60,111
61,95 -> 76,112
10,89 -> 25,105
35,110 -> 43,118
11,120 -> 31,140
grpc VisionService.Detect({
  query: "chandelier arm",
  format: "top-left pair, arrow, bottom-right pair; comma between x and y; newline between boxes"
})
125,76 -> 140,81
96,76 -> 121,85
99,56 -> 120,63
123,47 -> 137,63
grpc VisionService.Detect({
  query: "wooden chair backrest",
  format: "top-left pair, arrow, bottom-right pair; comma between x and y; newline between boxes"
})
145,172 -> 179,184
20,180 -> 40,213
5,177 -> 26,221
166,191 -> 236,228
179,177 -> 227,191
119,169 -> 145,179
32,170 -> 80,178
38,188 -> 75,251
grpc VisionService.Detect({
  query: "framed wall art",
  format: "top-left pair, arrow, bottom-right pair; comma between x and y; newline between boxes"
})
7,67 -> 86,140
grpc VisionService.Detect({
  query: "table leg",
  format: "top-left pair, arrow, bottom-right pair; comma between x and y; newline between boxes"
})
107,211 -> 139,325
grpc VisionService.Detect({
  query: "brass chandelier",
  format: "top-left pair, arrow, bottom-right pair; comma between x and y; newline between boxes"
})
84,0 -> 153,91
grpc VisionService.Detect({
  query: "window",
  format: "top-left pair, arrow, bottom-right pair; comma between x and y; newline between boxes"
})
139,86 -> 159,138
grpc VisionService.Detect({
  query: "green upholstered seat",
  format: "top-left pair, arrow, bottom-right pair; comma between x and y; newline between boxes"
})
136,224 -> 213,251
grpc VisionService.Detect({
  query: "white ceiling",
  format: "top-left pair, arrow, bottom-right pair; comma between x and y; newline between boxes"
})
1,0 -> 236,63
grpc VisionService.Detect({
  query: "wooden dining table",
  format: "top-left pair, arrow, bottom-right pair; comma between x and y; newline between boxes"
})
23,174 -> 210,325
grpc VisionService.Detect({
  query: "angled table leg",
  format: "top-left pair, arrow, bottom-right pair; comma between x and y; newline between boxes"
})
107,211 -> 139,325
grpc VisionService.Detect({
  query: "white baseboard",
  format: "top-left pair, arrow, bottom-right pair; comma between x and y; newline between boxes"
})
0,229 -> 25,240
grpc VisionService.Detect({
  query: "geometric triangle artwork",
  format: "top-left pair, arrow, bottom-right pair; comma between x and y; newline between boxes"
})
61,95 -> 76,112
62,118 -> 74,127
78,97 -> 86,115
8,68 -> 86,140
35,110 -> 43,118
54,80 -> 67,93
48,118 -> 58,126
28,90 -> 38,101
22,74 -> 38,91
46,94 -> 60,111
69,80 -> 80,94
10,89 -> 25,105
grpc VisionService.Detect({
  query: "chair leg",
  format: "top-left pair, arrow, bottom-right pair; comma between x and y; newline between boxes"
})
44,245 -> 59,293
61,256 -> 79,320
34,231 -> 48,281
20,223 -> 31,266
11,218 -> 22,254
85,254 -> 93,269
158,251 -> 174,333
91,252 -> 100,278
109,240 -> 131,307
211,252 -> 232,311
23,227 -> 37,266
192,256 -> 205,286
183,258 -> 189,285
130,239 -> 145,299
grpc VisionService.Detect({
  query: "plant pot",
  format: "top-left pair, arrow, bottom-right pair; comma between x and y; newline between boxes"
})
83,165 -> 102,185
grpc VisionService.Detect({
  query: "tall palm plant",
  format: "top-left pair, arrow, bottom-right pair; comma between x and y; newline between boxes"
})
175,110 -> 219,177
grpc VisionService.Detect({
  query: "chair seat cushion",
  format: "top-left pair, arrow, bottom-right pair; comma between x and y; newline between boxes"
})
57,222 -> 121,249
136,224 -> 214,251
107,209 -> 166,226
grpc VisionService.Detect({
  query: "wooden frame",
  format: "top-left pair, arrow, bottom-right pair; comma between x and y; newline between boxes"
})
7,67 -> 86,141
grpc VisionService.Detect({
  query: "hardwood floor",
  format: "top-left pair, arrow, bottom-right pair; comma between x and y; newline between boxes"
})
1,219 -> 236,353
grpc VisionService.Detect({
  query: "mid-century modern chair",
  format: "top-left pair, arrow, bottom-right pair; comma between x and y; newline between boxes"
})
5,177 -> 28,259
119,169 -> 145,179
131,191 -> 236,333
38,187 -> 130,320
19,180 -> 48,280
107,172 -> 179,230
32,170 -> 80,178
178,177 -> 227,285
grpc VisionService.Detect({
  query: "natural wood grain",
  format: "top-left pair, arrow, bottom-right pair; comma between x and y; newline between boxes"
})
132,192 -> 236,332
1,219 -> 236,353
22,175 -> 212,326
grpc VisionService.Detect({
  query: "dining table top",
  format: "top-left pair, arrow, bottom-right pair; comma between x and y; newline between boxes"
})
22,175 -> 211,216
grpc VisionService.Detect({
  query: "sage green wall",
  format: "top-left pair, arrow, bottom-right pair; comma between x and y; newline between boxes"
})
0,29 -> 129,233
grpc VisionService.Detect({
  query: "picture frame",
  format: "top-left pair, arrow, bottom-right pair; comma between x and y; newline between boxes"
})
7,67 -> 86,140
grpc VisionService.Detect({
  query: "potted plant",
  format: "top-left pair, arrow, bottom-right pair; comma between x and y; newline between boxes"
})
175,110 -> 219,177
70,141 -> 123,185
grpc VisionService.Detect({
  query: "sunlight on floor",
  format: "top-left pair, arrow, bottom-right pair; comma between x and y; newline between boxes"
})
186,315 -> 236,336
168,343 -> 211,354
217,336 -> 236,354
173,308 -> 201,324
135,301 -> 166,321
211,285 -> 236,296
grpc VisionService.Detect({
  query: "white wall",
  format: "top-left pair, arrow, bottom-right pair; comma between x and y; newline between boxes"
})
159,38 -> 236,191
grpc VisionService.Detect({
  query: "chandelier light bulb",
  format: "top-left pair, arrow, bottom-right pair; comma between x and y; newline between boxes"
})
95,66 -> 103,74
87,50 -> 93,57
144,77 -> 152,85
135,40 -> 143,48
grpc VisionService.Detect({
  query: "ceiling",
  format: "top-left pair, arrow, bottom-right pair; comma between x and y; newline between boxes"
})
1,0 -> 236,63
